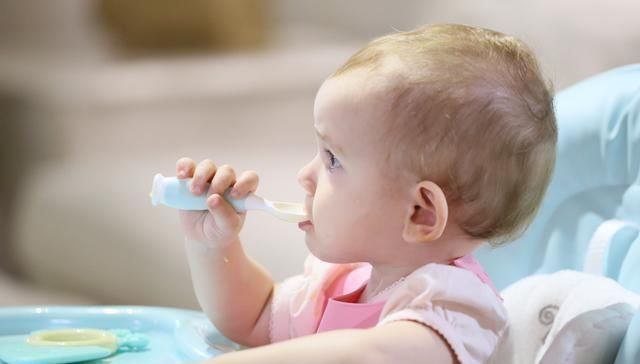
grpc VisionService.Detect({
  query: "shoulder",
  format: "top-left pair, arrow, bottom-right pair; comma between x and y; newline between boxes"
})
379,263 -> 508,364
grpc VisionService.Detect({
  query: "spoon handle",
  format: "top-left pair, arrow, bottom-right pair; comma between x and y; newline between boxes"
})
151,174 -> 249,212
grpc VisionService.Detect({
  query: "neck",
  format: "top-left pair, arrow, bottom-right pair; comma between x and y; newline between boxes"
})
359,253 -> 446,303
359,233 -> 483,303
359,264 -> 416,303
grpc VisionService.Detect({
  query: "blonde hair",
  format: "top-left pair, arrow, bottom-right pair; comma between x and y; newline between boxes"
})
332,24 -> 557,245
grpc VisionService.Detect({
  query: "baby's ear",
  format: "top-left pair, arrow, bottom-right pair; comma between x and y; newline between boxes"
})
402,181 -> 448,244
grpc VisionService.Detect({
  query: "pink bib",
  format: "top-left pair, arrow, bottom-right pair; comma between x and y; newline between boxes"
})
314,255 -> 498,333
316,265 -> 381,333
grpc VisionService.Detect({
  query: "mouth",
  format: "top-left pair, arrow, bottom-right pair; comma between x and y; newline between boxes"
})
299,199 -> 313,230
298,220 -> 313,231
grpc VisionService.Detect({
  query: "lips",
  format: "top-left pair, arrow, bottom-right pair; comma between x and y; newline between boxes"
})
298,220 -> 313,231
299,200 -> 313,231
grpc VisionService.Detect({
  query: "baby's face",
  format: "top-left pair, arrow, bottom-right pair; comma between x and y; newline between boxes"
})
297,71 -> 409,264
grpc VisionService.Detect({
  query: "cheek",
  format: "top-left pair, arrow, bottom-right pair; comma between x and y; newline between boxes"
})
311,177 -> 352,233
311,170 -> 403,238
314,187 -> 370,232
351,184 -> 406,235
310,179 -> 337,223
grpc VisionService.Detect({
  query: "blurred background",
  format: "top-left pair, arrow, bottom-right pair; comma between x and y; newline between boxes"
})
0,0 -> 639,309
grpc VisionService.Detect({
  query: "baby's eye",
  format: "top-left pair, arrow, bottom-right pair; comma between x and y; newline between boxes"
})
324,149 -> 341,171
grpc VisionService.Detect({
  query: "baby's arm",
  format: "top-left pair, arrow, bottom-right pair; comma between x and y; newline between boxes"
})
186,238 -> 274,347
177,158 -> 273,347
205,321 -> 455,364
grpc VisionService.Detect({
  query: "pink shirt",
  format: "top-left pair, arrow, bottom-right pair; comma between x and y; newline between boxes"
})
270,254 -> 508,364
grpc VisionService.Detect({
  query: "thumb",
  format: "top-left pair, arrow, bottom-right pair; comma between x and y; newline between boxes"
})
207,193 -> 242,233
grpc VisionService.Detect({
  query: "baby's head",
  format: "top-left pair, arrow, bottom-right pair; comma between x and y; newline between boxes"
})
298,24 -> 557,264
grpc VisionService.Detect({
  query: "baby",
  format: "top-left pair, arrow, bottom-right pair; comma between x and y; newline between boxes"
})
175,24 -> 557,363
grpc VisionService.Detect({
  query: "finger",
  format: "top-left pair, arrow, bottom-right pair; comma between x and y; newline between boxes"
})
176,157 -> 196,179
192,159 -> 217,195
207,193 -> 241,231
231,170 -> 259,198
208,164 -> 236,196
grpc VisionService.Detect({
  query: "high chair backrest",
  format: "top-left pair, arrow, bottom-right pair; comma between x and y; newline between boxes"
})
475,64 -> 640,364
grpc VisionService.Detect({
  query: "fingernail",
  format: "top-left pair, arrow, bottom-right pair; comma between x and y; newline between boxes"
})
178,169 -> 185,177
230,189 -> 239,198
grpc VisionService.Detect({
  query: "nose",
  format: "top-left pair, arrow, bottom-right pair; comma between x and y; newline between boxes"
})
297,156 -> 317,195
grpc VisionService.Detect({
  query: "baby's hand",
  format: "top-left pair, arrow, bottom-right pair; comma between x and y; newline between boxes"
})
175,157 -> 259,247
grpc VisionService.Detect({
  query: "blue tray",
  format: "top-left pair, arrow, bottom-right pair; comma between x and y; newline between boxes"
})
0,306 -> 240,363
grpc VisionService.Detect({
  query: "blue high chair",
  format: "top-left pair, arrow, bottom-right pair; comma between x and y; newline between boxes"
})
0,65 -> 638,364
475,64 -> 640,364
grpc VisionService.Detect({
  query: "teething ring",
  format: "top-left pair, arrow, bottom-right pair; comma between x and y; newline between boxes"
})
27,329 -> 118,351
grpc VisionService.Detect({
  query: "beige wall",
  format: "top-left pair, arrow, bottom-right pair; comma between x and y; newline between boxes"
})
1,0 -> 639,306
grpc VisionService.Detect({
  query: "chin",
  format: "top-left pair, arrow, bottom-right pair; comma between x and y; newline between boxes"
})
304,238 -> 360,264
304,236 -> 333,262
304,237 -> 327,261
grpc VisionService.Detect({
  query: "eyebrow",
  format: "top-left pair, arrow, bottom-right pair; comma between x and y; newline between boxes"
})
315,129 -> 345,156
